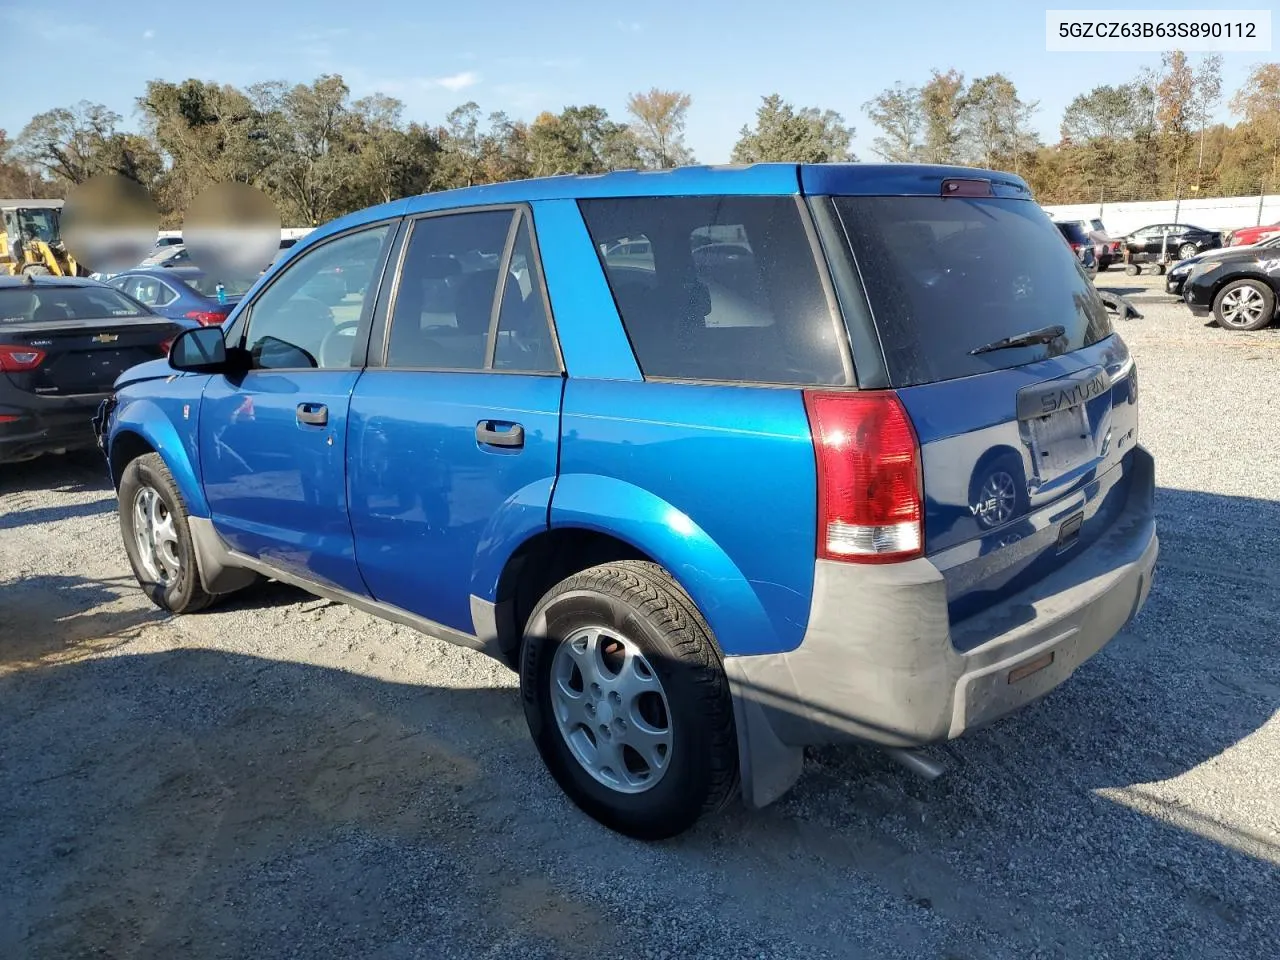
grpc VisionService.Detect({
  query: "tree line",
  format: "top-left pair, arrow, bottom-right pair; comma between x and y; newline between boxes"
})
0,52 -> 1276,227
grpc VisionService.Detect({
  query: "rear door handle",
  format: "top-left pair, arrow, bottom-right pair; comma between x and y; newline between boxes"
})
476,420 -> 524,448
296,403 -> 328,426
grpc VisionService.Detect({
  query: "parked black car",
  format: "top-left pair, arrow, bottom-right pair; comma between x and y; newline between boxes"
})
1166,234 -> 1280,297
1181,244 -> 1280,330
1121,223 -> 1222,261
0,276 -> 194,464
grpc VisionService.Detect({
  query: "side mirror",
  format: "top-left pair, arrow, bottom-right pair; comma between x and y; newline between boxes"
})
169,326 -> 229,372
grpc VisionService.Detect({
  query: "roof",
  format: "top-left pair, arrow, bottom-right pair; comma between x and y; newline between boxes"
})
0,199 -> 65,209
302,162 -> 1034,250
0,274 -> 100,288
114,265 -> 205,278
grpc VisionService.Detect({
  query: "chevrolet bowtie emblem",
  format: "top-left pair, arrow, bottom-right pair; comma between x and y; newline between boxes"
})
92,333 -> 119,343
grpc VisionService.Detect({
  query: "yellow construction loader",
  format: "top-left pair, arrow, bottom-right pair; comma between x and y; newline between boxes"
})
0,200 -> 83,277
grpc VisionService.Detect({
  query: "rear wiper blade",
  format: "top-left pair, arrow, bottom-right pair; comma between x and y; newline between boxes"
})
968,324 -> 1066,355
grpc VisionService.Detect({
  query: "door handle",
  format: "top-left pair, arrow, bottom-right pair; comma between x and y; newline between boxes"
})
297,402 -> 328,426
476,420 -> 524,448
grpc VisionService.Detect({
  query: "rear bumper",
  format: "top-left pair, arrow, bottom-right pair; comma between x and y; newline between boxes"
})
0,395 -> 105,463
725,444 -> 1158,808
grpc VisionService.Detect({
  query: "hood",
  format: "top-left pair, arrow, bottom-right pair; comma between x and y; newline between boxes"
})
113,357 -> 179,391
1171,246 -> 1258,273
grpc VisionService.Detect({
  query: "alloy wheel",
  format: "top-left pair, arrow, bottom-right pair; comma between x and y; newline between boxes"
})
549,626 -> 674,794
132,485 -> 181,584
1219,285 -> 1267,328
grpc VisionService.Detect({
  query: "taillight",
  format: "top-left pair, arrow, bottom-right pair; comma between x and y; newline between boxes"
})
159,338 -> 174,354
185,310 -> 227,326
803,390 -> 924,564
0,345 -> 46,372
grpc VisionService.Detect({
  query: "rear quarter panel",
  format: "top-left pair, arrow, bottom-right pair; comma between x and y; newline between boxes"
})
554,380 -> 819,657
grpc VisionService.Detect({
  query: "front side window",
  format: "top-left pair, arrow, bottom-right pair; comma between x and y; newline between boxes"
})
242,224 -> 391,370
579,196 -> 846,385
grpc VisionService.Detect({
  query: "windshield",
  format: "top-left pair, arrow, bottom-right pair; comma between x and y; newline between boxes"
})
14,208 -> 59,243
834,196 -> 1113,387
0,285 -> 150,323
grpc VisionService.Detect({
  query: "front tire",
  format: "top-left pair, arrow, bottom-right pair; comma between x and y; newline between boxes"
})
519,561 -> 739,840
1213,279 -> 1276,331
118,453 -> 215,614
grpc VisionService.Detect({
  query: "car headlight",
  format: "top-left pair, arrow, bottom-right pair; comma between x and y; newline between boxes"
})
1169,264 -> 1191,277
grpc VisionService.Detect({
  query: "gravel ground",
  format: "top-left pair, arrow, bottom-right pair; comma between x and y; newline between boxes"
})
2,272 -> 1278,960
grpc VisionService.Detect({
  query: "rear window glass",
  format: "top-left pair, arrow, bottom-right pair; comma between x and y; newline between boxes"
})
186,275 -> 255,297
579,196 -> 847,385
835,197 -> 1113,388
0,286 -> 149,323
1055,221 -> 1090,244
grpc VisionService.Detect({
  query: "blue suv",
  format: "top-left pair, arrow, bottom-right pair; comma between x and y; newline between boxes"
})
94,164 -> 1158,840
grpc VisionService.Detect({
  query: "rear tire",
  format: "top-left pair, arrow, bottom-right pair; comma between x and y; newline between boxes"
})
21,264 -> 51,276
118,453 -> 215,614
519,561 -> 739,840
1178,243 -> 1198,259
1212,279 -> 1275,331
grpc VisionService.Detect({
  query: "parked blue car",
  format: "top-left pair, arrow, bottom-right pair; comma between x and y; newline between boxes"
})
104,267 -> 255,326
93,164 -> 1158,839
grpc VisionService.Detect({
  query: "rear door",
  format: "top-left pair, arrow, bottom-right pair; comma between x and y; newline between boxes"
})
817,185 -> 1139,639
346,205 -> 564,635
0,284 -> 177,397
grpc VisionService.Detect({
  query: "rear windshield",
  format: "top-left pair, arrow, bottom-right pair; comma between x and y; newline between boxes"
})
578,196 -> 848,385
834,197 -> 1113,388
186,274 -> 255,297
0,285 -> 150,324
1054,221 -> 1090,244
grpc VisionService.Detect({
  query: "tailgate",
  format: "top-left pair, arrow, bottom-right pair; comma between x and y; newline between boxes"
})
1,316 -> 178,396
897,339 -> 1138,639
825,188 -> 1139,641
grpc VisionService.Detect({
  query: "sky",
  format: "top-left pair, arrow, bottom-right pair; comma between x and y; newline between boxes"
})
1,1 -> 1273,164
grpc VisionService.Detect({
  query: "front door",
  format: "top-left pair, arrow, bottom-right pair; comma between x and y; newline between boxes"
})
347,206 -> 564,633
199,221 -> 397,594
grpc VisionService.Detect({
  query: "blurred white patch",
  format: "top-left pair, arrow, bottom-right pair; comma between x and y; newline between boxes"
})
183,184 -> 281,282
61,174 -> 160,274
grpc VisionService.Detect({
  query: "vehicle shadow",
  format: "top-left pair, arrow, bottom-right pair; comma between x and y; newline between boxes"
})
0,450 -> 111,497
2,486 -> 1277,959
0,573 -> 167,675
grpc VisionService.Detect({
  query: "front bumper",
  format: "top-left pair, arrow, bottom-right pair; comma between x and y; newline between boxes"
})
725,445 -> 1158,807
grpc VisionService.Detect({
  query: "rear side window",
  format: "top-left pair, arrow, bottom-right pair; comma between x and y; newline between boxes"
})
834,197 -> 1113,388
579,196 -> 847,385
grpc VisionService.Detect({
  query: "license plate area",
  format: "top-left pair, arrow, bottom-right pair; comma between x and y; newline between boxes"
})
1017,365 -> 1111,486
1027,404 -> 1093,478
